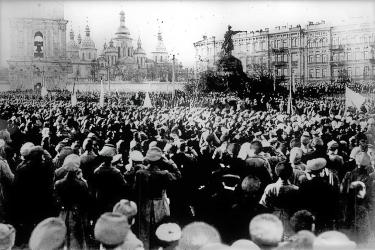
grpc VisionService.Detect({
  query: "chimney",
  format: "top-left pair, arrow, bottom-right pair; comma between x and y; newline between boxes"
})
203,35 -> 207,40
308,21 -> 313,25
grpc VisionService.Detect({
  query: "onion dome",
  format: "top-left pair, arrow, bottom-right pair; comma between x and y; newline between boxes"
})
105,39 -> 117,54
115,10 -> 130,39
154,30 -> 167,53
134,37 -> 146,55
81,24 -> 95,49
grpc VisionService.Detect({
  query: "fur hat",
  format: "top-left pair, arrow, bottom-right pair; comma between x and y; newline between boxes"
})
177,222 -> 221,250
20,142 -> 35,157
249,213 -> 283,247
313,231 -> 356,250
289,147 -> 303,164
62,154 -> 81,171
0,224 -> 15,250
306,158 -> 327,171
94,212 -> 129,246
231,239 -> 260,250
29,217 -> 67,250
113,199 -> 137,218
145,147 -> 163,162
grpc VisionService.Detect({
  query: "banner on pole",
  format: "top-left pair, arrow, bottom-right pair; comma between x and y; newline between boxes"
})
99,80 -> 105,108
345,87 -> 366,110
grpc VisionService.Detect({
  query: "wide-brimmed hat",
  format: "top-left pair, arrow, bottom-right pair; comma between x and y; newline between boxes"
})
129,150 -> 144,162
99,144 -> 116,157
313,231 -> 356,250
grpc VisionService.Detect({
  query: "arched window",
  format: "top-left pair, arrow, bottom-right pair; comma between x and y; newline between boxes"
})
82,53 -> 85,61
34,31 -> 44,58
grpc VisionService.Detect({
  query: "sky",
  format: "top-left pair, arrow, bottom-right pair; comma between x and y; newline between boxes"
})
0,0 -> 374,68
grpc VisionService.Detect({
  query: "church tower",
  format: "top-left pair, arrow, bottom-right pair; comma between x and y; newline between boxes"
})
7,1 -> 71,90
134,37 -> 147,68
152,28 -> 169,64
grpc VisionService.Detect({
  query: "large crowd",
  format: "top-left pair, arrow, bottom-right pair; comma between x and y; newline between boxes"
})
0,84 -> 373,250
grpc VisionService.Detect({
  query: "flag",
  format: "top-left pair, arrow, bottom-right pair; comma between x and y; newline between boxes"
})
41,86 -> 48,98
99,79 -> 105,108
345,87 -> 366,110
143,92 -> 153,108
287,79 -> 293,115
71,92 -> 77,106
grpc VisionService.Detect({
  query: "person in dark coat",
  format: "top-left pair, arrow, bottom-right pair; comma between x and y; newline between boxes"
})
11,146 -> 57,246
92,144 -> 127,219
79,138 -> 99,184
299,158 -> 340,233
55,163 -> 90,250
134,146 -> 181,249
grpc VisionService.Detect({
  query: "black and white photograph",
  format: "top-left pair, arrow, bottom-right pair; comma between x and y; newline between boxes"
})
0,0 -> 375,249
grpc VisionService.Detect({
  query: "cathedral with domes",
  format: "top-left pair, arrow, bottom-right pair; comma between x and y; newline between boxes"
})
66,10 -> 184,83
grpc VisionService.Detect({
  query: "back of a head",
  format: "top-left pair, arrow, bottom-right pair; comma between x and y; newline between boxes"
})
275,161 -> 293,180
82,138 -> 93,152
29,217 -> 67,250
250,140 -> 262,154
231,239 -> 260,250
177,222 -> 221,250
290,210 -> 315,233
249,214 -> 283,248
313,231 -> 356,250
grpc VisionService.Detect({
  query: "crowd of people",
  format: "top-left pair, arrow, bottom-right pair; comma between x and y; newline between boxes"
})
0,84 -> 373,250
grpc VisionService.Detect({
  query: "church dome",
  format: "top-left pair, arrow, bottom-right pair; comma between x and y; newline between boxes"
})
134,37 -> 146,55
67,29 -> 79,52
115,10 -> 131,38
81,24 -> 96,49
153,30 -> 167,53
105,39 -> 117,54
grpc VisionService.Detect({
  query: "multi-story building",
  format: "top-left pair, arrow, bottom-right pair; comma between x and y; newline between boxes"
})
193,20 -> 375,84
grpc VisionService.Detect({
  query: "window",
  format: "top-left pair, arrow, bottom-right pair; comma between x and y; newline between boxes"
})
364,66 -> 369,76
339,53 -> 345,61
322,68 -> 327,77
333,69 -> 339,77
309,69 -> 314,77
283,54 -> 287,62
270,41 -> 274,49
364,51 -> 369,60
283,40 -> 287,48
276,40 -> 280,48
309,55 -> 314,63
322,54 -> 327,62
347,52 -> 352,60
82,53 -> 85,60
348,67 -> 352,76
316,54 -> 321,63
291,38 -> 296,47
333,54 -> 338,61
355,48 -> 360,60
277,68 -> 282,76
316,68 -> 321,78
283,68 -> 288,76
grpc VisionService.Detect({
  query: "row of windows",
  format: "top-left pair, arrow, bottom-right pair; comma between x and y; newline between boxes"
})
308,54 -> 328,63
332,51 -> 371,61
309,68 -> 328,78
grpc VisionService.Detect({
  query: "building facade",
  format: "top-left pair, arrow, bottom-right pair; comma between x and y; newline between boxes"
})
194,20 -> 375,84
7,2 -> 71,90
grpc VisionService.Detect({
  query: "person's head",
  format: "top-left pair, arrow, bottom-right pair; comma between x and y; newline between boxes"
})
313,231 -> 356,250
94,212 -> 130,250
113,199 -> 138,226
177,222 -> 221,250
29,217 -> 67,250
249,214 -> 283,248
0,223 -> 15,250
250,140 -> 263,155
231,239 -> 260,250
311,137 -> 324,150
356,133 -> 368,152
156,223 -> 182,250
20,142 -> 35,160
290,210 -> 315,233
355,152 -> 371,168
289,147 -> 303,165
306,158 -> 327,175
145,146 -> 163,163
275,161 -> 293,181
82,138 -> 93,152
349,181 -> 366,199
285,230 -> 315,250
327,140 -> 339,154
